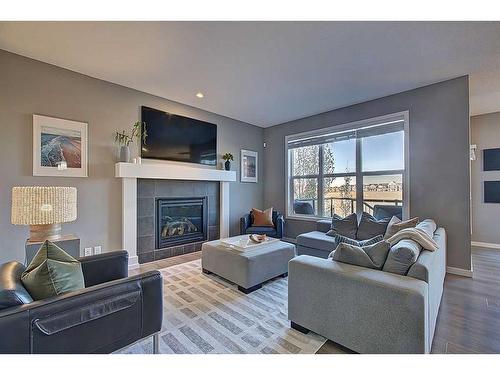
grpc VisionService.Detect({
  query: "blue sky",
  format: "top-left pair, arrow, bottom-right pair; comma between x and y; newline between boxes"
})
325,131 -> 404,173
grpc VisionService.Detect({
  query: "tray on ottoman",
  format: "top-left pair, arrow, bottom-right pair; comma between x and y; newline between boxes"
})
201,236 -> 296,294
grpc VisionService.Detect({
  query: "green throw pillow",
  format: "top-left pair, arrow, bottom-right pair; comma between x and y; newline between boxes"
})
21,240 -> 85,300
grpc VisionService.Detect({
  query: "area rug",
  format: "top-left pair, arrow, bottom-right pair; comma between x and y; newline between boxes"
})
119,259 -> 326,354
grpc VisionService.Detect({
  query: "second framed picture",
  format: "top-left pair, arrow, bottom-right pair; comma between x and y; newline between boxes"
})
241,149 -> 258,183
33,114 -> 88,177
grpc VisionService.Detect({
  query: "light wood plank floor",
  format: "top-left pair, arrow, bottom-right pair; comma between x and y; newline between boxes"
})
132,246 -> 500,354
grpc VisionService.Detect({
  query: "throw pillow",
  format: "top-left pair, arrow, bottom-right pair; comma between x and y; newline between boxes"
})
382,239 -> 422,275
326,213 -> 358,239
329,233 -> 383,247
331,241 -> 391,270
21,240 -> 85,300
384,216 -> 419,239
251,207 -> 274,227
356,212 -> 390,240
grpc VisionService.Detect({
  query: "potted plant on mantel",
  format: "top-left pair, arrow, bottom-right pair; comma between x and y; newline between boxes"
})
114,121 -> 147,163
222,153 -> 234,171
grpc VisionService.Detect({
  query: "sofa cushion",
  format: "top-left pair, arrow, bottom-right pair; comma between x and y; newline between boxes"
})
327,213 -> 358,239
357,212 -> 390,240
297,231 -> 337,253
0,262 -> 34,309
246,226 -> 277,236
407,227 -> 446,283
21,240 -> 85,301
330,241 -> 390,270
384,216 -> 419,239
382,239 -> 422,276
330,233 -> 383,247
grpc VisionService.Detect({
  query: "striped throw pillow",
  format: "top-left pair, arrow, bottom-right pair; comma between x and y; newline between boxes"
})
333,233 -> 383,247
328,234 -> 384,258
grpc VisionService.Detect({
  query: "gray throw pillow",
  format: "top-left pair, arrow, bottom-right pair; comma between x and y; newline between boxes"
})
326,213 -> 358,239
356,212 -> 390,240
329,233 -> 383,247
382,239 -> 422,275
331,240 -> 390,270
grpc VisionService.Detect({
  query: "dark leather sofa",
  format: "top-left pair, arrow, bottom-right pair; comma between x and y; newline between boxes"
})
240,210 -> 284,238
0,251 -> 163,354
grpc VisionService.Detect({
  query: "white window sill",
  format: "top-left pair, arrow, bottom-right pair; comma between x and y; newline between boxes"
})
285,214 -> 331,222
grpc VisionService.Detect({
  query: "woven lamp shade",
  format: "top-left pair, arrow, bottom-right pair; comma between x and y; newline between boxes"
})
11,187 -> 77,225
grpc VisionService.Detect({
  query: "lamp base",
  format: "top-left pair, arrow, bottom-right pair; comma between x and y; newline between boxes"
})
28,223 -> 62,242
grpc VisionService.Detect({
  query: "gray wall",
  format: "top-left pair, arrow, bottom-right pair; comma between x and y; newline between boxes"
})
264,76 -> 471,271
0,50 -> 264,264
471,111 -> 500,245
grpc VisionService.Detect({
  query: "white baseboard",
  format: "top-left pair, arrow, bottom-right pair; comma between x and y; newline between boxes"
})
471,241 -> 500,250
128,255 -> 139,270
446,266 -> 473,278
282,237 -> 297,244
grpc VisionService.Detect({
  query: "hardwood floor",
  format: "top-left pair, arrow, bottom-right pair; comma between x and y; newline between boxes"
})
129,251 -> 202,276
430,246 -> 500,354
132,246 -> 500,354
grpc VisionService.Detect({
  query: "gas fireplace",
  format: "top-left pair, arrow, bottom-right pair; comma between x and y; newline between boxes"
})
156,197 -> 208,249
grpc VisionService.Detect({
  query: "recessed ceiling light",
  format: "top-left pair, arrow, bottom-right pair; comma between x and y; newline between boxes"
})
196,92 -> 204,98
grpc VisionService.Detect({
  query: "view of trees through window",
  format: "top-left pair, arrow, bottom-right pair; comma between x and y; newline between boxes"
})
289,124 -> 404,218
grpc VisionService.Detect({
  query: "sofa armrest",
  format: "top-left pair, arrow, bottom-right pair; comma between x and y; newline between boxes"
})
19,270 -> 161,353
140,270 -> 164,337
240,213 -> 251,234
288,255 -> 429,353
275,214 -> 284,238
78,250 -> 128,287
316,219 -> 332,233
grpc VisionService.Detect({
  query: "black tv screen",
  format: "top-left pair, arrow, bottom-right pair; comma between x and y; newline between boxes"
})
483,148 -> 500,171
141,106 -> 217,165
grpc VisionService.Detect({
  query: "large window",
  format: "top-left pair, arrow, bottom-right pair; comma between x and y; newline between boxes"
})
287,113 -> 407,219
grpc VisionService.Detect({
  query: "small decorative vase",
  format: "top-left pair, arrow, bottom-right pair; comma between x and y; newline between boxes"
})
119,145 -> 131,163
224,160 -> 231,171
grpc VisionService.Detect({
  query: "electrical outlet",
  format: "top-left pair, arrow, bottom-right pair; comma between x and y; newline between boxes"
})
94,245 -> 102,255
84,247 -> 93,257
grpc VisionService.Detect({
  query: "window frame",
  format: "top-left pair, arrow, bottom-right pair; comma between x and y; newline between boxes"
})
285,111 -> 410,221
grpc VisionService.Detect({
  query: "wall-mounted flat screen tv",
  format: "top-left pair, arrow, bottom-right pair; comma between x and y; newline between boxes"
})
483,148 -> 500,171
141,106 -> 217,166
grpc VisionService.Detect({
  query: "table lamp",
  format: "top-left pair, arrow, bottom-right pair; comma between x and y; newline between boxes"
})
11,186 -> 77,241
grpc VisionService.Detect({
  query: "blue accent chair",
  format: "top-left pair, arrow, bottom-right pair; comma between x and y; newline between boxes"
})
240,210 -> 284,239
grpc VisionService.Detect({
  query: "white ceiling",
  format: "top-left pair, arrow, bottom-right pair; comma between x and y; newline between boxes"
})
1,22 -> 500,127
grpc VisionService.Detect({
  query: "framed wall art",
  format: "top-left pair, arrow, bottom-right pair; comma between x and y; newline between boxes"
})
241,149 -> 258,183
33,114 -> 88,177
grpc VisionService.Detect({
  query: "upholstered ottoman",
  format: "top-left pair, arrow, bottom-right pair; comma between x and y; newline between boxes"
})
201,237 -> 296,293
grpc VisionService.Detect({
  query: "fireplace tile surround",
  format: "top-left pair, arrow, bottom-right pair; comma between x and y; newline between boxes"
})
115,162 -> 235,268
137,179 -> 220,264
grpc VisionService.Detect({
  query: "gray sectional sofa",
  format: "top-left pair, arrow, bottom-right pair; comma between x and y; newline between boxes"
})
296,219 -> 337,258
289,218 -> 446,353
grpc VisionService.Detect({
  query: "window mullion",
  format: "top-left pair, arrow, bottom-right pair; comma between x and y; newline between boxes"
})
355,137 -> 363,215
318,145 -> 324,216
289,150 -> 293,215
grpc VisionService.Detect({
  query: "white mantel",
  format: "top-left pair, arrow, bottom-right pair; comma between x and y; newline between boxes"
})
115,162 -> 236,268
